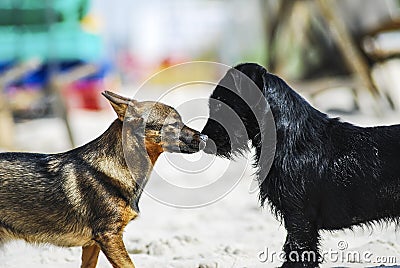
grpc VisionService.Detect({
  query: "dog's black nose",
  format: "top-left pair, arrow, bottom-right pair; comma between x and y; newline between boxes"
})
199,134 -> 208,151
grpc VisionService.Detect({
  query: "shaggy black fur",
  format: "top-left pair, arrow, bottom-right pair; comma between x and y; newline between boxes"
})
202,63 -> 400,267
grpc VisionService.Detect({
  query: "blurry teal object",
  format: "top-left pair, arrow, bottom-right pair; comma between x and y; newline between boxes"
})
0,0 -> 103,61
0,24 -> 102,61
0,0 -> 90,25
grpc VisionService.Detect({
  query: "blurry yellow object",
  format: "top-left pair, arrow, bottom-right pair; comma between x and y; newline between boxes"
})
81,14 -> 102,34
150,60 -> 217,85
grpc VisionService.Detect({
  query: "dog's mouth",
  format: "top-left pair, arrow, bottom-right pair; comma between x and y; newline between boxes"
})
179,134 -> 208,153
202,138 -> 232,157
202,138 -> 218,154
163,126 -> 208,154
179,130 -> 208,154
201,119 -> 232,157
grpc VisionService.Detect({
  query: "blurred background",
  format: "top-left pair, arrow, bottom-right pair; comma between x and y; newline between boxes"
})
1,0 -> 400,267
0,0 -> 400,151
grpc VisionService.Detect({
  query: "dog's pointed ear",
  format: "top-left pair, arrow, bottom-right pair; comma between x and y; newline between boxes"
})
102,91 -> 139,121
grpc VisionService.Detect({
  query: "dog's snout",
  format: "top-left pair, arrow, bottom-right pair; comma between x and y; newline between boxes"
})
175,126 -> 207,153
180,128 -> 195,143
199,134 -> 208,142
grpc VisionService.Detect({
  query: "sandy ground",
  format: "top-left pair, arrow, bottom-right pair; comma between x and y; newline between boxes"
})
2,74 -> 400,268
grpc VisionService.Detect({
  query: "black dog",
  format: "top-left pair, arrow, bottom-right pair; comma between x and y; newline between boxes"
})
202,63 -> 400,267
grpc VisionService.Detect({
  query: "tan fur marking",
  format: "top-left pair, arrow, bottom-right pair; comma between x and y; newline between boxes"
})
119,200 -> 138,226
145,139 -> 164,165
96,233 -> 135,268
81,244 -> 101,268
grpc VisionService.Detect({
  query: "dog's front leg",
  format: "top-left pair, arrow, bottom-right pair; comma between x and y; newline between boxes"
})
281,217 -> 320,268
81,244 -> 101,268
95,233 -> 135,268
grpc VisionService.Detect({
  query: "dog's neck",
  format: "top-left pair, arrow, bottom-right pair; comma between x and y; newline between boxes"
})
247,73 -> 330,166
78,119 -> 155,212
144,140 -> 164,165
267,80 -> 329,148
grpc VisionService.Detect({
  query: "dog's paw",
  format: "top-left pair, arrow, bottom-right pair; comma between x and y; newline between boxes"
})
198,261 -> 218,268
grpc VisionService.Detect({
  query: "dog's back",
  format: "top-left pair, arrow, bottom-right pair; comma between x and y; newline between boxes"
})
308,121 -> 400,229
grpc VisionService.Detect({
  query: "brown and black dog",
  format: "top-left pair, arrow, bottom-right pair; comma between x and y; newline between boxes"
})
0,91 -> 207,268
